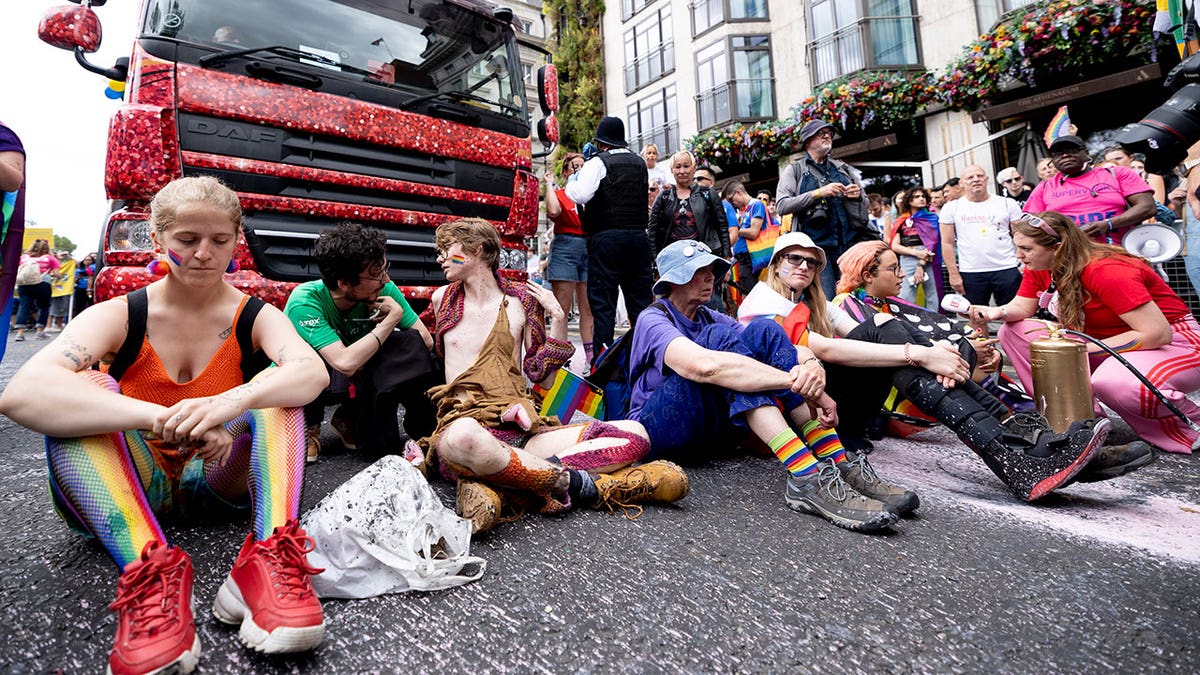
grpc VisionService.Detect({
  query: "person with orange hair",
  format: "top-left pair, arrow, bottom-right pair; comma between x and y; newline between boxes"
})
827,241 -> 1111,501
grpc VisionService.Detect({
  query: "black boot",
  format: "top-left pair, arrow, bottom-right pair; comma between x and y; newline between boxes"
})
898,374 -> 1109,501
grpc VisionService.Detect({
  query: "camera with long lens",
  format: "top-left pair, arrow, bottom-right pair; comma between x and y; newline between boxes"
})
1116,53 -> 1200,174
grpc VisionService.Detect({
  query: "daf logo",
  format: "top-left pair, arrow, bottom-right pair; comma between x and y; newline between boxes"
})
187,120 -> 279,143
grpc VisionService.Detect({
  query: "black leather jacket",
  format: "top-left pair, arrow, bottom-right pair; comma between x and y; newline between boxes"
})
648,183 -> 732,259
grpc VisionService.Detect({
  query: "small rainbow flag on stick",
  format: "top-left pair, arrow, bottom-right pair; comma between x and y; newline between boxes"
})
537,368 -> 605,422
1044,105 -> 1071,147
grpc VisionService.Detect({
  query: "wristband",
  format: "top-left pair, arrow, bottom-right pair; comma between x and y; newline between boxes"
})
371,332 -> 383,348
1001,306 -> 1009,319
903,343 -> 917,367
1105,219 -> 1113,233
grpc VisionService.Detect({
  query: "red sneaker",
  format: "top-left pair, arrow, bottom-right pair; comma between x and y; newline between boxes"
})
212,520 -> 326,653
107,541 -> 200,675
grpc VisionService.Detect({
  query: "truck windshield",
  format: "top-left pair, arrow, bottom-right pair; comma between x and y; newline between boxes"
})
142,0 -> 527,120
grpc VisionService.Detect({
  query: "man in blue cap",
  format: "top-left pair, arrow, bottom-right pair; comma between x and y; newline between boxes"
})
565,116 -> 654,362
622,239 -> 899,533
775,120 -> 874,298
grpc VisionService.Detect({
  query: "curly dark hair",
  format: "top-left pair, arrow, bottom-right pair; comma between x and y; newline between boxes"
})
313,222 -> 387,289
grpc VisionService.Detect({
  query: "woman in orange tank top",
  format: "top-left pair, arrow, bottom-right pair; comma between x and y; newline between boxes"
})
0,176 -> 330,672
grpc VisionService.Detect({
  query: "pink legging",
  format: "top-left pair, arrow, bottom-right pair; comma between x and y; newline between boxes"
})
999,316 -> 1200,453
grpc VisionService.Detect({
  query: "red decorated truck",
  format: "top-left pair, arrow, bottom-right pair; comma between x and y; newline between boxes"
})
39,0 -> 558,310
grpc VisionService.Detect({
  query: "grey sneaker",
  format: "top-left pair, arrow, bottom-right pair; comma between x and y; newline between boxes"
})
1003,411 -> 1053,443
838,453 -> 920,515
785,462 -> 899,533
1074,441 -> 1158,483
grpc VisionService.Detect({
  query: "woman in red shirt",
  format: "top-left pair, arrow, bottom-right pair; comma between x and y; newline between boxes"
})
982,211 -> 1200,454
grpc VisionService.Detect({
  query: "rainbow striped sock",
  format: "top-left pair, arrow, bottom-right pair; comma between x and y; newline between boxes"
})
769,428 -> 818,477
801,419 -> 847,465
244,407 -> 307,541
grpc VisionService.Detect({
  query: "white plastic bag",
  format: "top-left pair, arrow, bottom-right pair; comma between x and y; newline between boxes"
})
301,455 -> 486,599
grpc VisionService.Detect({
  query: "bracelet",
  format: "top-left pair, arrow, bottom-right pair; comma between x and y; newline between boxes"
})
1105,219 -> 1114,233
802,356 -> 821,367
903,343 -> 917,367
1001,306 -> 1009,319
371,332 -> 383,348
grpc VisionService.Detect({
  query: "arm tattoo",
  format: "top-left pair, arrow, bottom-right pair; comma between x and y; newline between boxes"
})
59,337 -> 97,371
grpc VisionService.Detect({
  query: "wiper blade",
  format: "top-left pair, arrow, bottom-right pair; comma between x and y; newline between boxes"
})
398,89 -> 521,115
199,44 -> 373,77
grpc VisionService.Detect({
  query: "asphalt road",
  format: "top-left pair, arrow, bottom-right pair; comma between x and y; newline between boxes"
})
1,335 -> 1198,673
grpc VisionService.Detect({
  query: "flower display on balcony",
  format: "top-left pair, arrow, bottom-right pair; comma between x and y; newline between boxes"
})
687,0 -> 1156,167
941,0 -> 1155,111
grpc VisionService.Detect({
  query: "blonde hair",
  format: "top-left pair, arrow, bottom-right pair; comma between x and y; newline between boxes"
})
835,240 -> 891,295
766,248 -> 833,337
435,217 -> 501,270
670,149 -> 694,167
149,176 -> 242,235
1011,211 -> 1143,330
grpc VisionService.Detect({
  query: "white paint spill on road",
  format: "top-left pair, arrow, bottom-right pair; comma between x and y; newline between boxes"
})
870,427 -> 1200,564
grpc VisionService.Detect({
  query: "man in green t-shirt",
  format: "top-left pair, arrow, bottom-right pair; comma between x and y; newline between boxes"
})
285,222 -> 436,462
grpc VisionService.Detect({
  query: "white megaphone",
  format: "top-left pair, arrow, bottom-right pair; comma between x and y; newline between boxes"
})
1123,224 -> 1182,263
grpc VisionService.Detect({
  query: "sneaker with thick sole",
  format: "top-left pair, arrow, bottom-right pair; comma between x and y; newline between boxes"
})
304,425 -> 320,464
592,461 -> 690,515
838,452 -> 920,515
329,406 -> 358,450
108,541 -> 200,675
1074,441 -> 1158,483
987,418 -> 1110,501
212,520 -> 325,654
456,479 -> 504,534
785,462 -> 898,533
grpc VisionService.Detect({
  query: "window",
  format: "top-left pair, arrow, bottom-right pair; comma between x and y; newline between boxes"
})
623,8 -> 675,93
520,20 -> 533,34
621,0 -> 656,21
808,0 -> 921,85
974,0 -> 1039,29
523,62 -> 534,84
695,36 -> 775,130
627,86 -> 679,155
692,0 -> 769,37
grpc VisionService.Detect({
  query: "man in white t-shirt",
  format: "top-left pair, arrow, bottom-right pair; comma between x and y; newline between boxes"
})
939,165 -> 1023,305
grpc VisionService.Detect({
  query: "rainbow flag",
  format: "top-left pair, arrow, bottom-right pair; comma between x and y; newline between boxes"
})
1043,106 -> 1072,147
538,368 -> 605,423
745,222 -> 781,274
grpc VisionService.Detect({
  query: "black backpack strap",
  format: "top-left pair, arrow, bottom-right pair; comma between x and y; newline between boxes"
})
235,296 -> 273,382
108,287 -> 148,381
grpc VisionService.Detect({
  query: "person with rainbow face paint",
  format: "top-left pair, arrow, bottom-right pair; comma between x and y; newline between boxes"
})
0,176 -> 331,674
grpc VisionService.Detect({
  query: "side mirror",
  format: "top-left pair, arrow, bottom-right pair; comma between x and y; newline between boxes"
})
39,4 -> 102,53
537,64 -> 559,116
537,113 -> 559,145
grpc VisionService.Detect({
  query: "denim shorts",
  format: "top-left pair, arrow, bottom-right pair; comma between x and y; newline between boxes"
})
546,234 -> 588,282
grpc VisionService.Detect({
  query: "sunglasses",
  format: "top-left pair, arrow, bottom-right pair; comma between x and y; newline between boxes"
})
1002,177 -> 1022,183
1018,213 -> 1060,240
780,253 -> 821,269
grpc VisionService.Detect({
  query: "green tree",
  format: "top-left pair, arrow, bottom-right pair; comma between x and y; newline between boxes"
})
53,235 -> 76,254
543,0 -> 605,172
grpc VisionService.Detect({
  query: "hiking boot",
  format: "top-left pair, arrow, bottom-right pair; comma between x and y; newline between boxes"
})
304,425 -> 320,464
785,462 -> 898,533
457,479 -> 504,534
213,520 -> 325,654
108,541 -> 200,675
330,406 -> 357,451
838,452 -> 920,515
1074,441 -> 1158,483
592,461 -> 690,516
982,418 -> 1110,501
1003,411 -> 1054,443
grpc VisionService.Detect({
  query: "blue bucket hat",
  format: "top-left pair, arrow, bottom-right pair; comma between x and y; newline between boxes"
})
653,240 -> 731,295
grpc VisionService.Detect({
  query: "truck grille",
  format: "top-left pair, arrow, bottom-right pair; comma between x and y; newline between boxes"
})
241,212 -> 446,287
